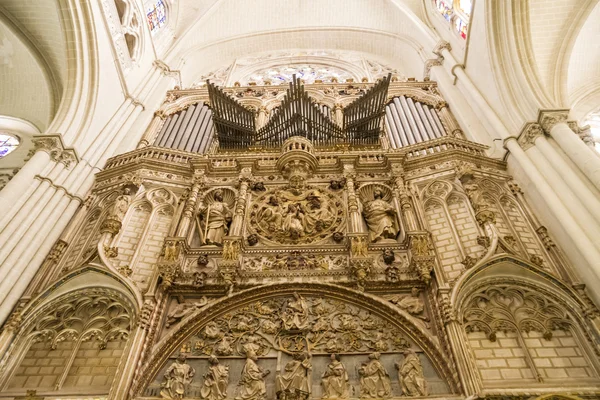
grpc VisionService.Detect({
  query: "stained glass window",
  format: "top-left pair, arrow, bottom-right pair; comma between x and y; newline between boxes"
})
0,134 -> 19,158
459,0 -> 472,16
435,0 -> 453,21
454,17 -> 468,39
146,0 -> 166,34
243,64 -> 354,86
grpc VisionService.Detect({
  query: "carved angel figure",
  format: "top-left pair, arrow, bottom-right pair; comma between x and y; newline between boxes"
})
388,288 -> 427,321
201,355 -> 229,400
362,189 -> 399,243
282,203 -> 306,239
166,297 -> 209,328
358,353 -> 391,399
235,350 -> 270,400
276,353 -> 312,400
200,190 -> 232,245
395,349 -> 427,397
160,354 -> 195,399
321,354 -> 349,399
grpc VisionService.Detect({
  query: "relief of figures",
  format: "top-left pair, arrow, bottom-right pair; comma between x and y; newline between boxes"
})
160,354 -> 195,399
276,353 -> 312,400
361,188 -> 399,243
395,349 -> 427,397
166,297 -> 209,328
201,356 -> 230,400
387,288 -> 429,325
251,188 -> 343,244
236,349 -> 271,400
198,189 -> 232,246
358,353 -> 391,399
321,354 -> 349,399
281,293 -> 310,331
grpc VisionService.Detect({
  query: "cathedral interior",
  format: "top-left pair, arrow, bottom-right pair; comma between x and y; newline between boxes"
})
1,1 -> 600,399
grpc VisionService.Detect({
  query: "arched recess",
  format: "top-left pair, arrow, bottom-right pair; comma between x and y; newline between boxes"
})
451,256 -> 600,390
133,283 -> 460,397
0,267 -> 138,396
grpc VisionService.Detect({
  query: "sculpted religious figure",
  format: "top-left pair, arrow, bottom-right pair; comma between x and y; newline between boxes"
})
395,349 -> 427,396
261,195 -> 285,231
321,354 -> 349,399
200,355 -> 230,400
166,297 -> 209,328
200,189 -> 232,245
362,189 -> 399,243
358,352 -> 391,399
283,203 -> 306,239
276,353 -> 312,400
463,183 -> 489,212
160,354 -> 195,399
281,293 -> 310,330
110,188 -> 132,221
236,349 -> 271,400
388,288 -> 429,322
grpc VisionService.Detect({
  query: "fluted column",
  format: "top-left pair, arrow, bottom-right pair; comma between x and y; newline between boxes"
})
539,109 -> 600,191
137,111 -> 166,148
176,173 -> 205,237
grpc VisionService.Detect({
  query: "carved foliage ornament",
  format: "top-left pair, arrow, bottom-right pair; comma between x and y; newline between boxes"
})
248,187 -> 344,244
463,285 -> 571,341
183,294 -> 410,358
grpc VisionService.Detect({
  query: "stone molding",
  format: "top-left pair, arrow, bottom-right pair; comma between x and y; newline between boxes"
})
538,109 -> 569,133
433,40 -> 452,57
517,122 -> 544,150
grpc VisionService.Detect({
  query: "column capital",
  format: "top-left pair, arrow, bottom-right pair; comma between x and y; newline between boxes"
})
517,122 -> 544,150
538,109 -> 569,133
423,58 -> 443,80
30,134 -> 79,169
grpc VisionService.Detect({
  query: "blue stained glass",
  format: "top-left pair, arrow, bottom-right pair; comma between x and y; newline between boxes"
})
0,134 -> 19,159
147,0 -> 167,33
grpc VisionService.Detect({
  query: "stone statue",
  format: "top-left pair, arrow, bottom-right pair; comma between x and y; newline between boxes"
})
276,353 -> 312,400
321,354 -> 349,399
362,189 -> 399,243
110,188 -> 132,221
200,189 -> 232,245
281,293 -> 310,330
260,195 -> 285,231
166,297 -> 209,328
282,203 -> 306,239
463,183 -> 489,212
358,352 -> 391,399
395,349 -> 427,396
160,354 -> 195,399
200,355 -> 230,400
382,249 -> 395,265
235,349 -> 270,400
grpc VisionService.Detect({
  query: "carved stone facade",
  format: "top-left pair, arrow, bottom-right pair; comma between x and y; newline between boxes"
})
1,81 -> 600,400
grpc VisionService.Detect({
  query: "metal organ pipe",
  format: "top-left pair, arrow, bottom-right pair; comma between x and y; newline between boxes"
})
385,96 -> 448,148
152,104 -> 215,153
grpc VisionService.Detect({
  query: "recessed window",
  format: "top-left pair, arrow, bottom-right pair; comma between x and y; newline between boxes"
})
433,0 -> 469,40
146,0 -> 166,34
0,133 -> 19,158
243,64 -> 354,86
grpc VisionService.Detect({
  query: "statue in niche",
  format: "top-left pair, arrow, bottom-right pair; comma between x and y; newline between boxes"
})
321,354 -> 349,399
362,188 -> 399,243
388,288 -> 429,323
235,349 -> 270,400
166,297 -> 209,328
395,349 -> 427,397
200,355 -> 230,400
358,352 -> 391,399
110,188 -> 132,221
276,353 -> 312,400
160,354 -> 195,399
281,293 -> 310,331
463,183 -> 489,212
200,189 -> 232,246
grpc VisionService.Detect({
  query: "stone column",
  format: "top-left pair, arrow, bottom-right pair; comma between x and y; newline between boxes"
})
343,166 -> 364,233
176,173 -> 205,237
391,165 -> 419,231
229,168 -> 251,237
333,103 -> 343,127
436,101 -> 463,138
539,109 -> 600,192
256,106 -> 269,130
503,138 -> 600,280
137,111 -> 166,148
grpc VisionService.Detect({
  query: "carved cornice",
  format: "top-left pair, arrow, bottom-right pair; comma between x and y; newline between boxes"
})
31,135 -> 79,169
538,109 -> 569,133
517,122 -> 544,150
